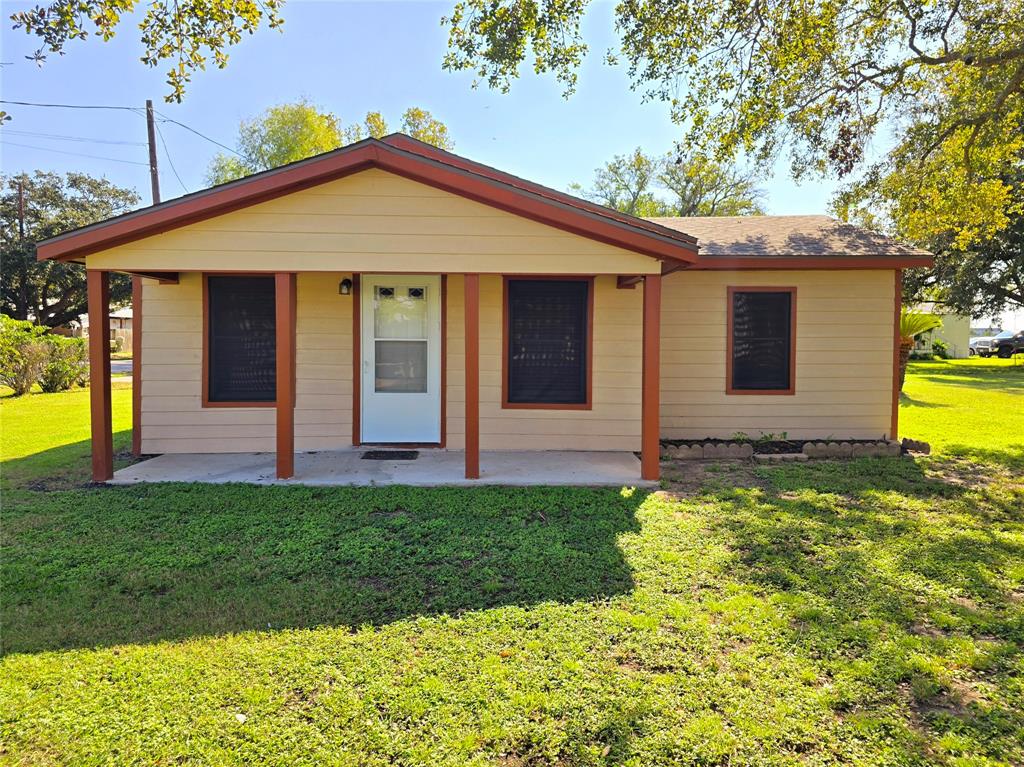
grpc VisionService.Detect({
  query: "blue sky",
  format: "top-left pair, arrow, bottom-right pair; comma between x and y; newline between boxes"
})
0,0 -> 837,211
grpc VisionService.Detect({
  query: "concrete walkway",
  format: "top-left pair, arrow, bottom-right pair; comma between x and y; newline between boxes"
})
109,449 -> 655,487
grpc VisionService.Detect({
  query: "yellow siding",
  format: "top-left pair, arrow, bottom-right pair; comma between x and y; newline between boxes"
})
87,169 -> 660,275
140,273 -> 354,454
141,272 -> 643,454
660,270 -> 895,440
445,275 -> 643,451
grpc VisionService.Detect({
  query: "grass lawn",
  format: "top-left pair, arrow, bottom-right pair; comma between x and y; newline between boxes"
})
1,361 -> 1021,766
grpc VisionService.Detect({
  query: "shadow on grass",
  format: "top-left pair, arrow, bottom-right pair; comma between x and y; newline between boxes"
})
907,361 -> 1024,391
899,393 -> 950,409
1,430 -> 136,491
702,456 -> 1024,760
2,481 -> 644,655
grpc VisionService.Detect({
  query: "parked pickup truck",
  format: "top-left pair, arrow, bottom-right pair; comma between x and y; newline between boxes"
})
993,330 -> 1024,358
971,330 -> 1013,357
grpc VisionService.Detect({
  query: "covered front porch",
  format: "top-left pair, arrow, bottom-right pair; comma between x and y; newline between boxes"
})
85,269 -> 665,485
108,448 -> 655,487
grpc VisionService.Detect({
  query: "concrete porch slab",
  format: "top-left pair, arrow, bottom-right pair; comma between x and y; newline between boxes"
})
109,449 -> 655,487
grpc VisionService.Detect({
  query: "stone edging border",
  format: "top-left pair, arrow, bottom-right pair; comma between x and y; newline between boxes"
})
662,438 -> 932,462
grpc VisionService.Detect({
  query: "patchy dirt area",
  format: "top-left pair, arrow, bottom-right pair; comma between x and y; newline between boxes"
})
659,458 -> 767,497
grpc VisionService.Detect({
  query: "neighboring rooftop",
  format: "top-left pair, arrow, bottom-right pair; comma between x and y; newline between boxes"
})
647,215 -> 931,258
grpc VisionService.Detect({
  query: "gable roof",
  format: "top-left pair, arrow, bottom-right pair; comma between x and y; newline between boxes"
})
648,215 -> 932,269
37,135 -> 698,265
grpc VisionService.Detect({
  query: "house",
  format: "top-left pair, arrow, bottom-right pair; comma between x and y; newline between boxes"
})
36,135 -> 932,484
78,306 -> 133,351
911,302 -> 971,358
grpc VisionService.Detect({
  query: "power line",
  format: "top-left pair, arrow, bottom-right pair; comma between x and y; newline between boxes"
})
0,99 -> 139,111
152,109 -> 242,158
154,119 -> 189,194
1,139 -> 150,166
0,98 -> 241,158
1,128 -> 147,146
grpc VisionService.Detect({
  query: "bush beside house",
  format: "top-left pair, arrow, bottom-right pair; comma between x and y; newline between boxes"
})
0,315 -> 88,395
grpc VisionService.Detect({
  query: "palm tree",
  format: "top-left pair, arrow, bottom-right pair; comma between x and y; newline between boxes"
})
898,310 -> 943,390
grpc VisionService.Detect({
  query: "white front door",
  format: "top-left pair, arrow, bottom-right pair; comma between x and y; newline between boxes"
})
360,275 -> 442,443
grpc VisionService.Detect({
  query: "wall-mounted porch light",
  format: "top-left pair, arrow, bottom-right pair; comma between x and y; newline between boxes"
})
339,278 -> 353,295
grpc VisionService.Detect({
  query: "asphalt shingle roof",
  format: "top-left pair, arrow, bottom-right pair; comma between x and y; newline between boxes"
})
646,215 -> 930,258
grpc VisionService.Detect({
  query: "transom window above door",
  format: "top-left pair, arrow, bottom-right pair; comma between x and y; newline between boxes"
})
503,278 -> 592,409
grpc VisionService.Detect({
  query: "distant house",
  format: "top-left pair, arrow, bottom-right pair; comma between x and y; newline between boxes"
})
79,306 -> 133,351
37,135 -> 932,482
912,302 -> 971,358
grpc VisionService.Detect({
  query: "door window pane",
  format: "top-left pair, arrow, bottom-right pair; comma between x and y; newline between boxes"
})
375,286 -> 428,339
375,340 -> 428,393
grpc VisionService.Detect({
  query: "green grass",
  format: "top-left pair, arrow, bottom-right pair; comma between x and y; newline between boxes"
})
900,358 -> 1024,463
1,361 -> 1021,766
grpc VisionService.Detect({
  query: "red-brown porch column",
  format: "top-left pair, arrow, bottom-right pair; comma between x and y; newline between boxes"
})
275,272 -> 297,479
131,275 -> 143,456
87,270 -> 113,481
641,273 -> 662,481
890,269 -> 902,441
464,273 -> 480,479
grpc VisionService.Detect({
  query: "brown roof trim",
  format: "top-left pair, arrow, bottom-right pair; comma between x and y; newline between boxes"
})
685,255 -> 933,270
37,138 -> 698,264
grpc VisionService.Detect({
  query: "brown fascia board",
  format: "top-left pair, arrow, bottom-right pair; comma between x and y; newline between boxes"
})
684,254 -> 934,270
37,139 -> 698,266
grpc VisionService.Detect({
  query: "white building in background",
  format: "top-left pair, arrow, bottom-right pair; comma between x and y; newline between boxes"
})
912,302 -> 971,358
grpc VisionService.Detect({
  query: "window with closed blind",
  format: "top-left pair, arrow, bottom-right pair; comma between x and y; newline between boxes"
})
205,276 -> 277,404
727,287 -> 796,394
504,278 -> 592,408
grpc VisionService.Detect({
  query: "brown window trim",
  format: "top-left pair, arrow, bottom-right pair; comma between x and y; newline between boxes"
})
502,275 -> 594,411
726,286 -> 797,396
202,272 -> 277,408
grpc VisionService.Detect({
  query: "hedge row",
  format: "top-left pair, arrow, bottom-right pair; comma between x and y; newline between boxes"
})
0,315 -> 89,396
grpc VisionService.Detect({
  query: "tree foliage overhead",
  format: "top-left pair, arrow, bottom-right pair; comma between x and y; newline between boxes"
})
899,165 -> 1024,317
9,0 -> 285,102
206,100 -> 454,185
571,148 -> 766,217
442,0 -> 1023,245
1,172 -> 139,328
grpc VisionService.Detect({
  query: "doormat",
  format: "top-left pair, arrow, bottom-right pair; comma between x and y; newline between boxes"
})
361,450 -> 419,461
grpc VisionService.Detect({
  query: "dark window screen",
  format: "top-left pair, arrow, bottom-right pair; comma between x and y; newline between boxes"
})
731,291 -> 793,391
207,276 -> 276,402
506,279 -> 589,404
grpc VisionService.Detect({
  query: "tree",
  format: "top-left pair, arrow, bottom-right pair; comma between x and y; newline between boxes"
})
571,148 -> 765,217
659,155 -> 766,217
9,0 -> 284,103
570,149 -> 665,216
905,170 -> 1024,318
207,101 -> 454,185
1,172 -> 139,328
442,0 -> 1022,245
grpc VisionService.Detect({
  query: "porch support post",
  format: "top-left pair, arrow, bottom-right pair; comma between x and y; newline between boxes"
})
87,270 -> 113,481
641,273 -> 662,481
131,275 -> 143,456
464,273 -> 480,479
275,272 -> 297,479
890,269 -> 902,441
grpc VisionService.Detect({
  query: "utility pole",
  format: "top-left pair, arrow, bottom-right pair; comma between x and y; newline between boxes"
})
145,99 -> 160,205
16,175 -> 25,244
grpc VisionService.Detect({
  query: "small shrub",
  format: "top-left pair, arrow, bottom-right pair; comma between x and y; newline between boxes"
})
0,316 -> 49,395
39,335 -> 89,393
931,339 -> 950,359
